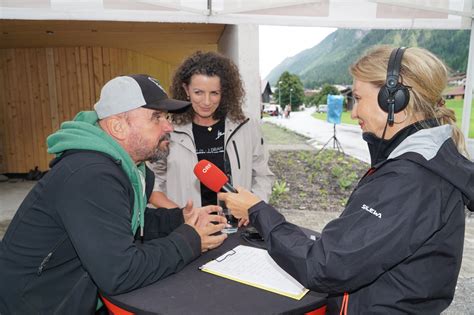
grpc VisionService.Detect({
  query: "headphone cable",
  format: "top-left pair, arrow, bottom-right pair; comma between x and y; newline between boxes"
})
373,117 -> 390,165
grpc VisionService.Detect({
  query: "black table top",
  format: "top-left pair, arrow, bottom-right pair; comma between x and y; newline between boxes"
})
107,228 -> 326,315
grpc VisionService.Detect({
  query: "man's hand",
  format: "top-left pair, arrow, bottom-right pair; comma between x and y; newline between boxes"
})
183,200 -> 221,226
183,200 -> 228,253
218,187 -> 261,220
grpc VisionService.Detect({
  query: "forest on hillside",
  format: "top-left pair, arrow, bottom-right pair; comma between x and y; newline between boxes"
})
265,29 -> 470,88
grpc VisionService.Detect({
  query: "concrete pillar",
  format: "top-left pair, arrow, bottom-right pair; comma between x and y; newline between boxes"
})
218,24 -> 261,119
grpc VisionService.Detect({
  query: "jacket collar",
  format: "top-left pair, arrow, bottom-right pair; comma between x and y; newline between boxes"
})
171,117 -> 247,153
172,116 -> 248,138
363,119 -> 439,166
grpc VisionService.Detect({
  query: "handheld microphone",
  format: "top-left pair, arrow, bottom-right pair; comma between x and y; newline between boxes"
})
193,160 -> 238,193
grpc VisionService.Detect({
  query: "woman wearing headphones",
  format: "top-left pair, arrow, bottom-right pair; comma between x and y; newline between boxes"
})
219,46 -> 474,314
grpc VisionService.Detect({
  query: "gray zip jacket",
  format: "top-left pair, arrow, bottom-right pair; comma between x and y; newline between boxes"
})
150,116 -> 274,207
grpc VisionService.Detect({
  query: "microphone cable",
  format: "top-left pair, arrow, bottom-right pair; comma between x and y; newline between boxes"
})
240,228 -> 266,249
240,234 -> 266,249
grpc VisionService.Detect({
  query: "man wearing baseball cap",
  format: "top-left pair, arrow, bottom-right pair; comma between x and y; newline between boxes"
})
0,74 -> 228,314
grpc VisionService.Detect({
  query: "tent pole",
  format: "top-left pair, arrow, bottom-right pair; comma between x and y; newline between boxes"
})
461,18 -> 474,140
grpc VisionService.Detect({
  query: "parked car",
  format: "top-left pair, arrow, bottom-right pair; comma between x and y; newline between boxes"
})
263,104 -> 282,116
317,104 -> 328,113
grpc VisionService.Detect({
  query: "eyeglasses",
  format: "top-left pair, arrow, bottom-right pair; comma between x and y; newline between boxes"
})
152,111 -> 173,123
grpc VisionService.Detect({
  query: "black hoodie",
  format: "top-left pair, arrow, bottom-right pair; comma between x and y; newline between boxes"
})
248,123 -> 473,314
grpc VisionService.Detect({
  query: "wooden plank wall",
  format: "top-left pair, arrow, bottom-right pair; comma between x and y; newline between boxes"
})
0,46 -> 172,173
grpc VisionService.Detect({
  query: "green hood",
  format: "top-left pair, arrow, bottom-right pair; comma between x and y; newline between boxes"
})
47,111 -> 146,236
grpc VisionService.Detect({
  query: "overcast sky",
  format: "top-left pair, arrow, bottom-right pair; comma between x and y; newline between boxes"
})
259,25 -> 337,79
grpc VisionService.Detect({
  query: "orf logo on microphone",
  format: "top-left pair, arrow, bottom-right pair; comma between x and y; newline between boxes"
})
202,163 -> 212,173
193,159 -> 232,193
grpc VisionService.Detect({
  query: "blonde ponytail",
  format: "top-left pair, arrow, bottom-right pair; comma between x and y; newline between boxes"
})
431,103 -> 469,157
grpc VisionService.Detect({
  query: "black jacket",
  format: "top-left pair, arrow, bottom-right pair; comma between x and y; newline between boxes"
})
250,124 -> 473,314
0,150 -> 201,314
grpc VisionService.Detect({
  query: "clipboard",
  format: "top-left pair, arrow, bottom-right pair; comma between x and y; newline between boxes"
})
199,245 -> 309,300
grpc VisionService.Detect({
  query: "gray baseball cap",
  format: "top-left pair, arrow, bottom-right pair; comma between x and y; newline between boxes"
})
94,74 -> 191,119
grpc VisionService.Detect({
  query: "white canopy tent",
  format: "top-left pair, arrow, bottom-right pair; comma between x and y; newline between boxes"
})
1,0 -> 473,140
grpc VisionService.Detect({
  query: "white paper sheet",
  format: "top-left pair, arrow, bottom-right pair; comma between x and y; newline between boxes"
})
200,245 -> 309,300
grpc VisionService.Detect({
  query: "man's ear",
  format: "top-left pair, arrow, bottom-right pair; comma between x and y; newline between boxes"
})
106,116 -> 128,141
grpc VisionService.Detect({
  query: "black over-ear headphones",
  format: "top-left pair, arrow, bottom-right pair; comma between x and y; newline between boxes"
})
377,47 -> 410,126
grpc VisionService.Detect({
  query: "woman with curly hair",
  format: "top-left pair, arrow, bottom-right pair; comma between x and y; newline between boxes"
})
148,51 -> 274,220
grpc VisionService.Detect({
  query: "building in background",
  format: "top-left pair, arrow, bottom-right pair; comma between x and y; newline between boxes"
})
261,80 -> 273,103
443,85 -> 466,100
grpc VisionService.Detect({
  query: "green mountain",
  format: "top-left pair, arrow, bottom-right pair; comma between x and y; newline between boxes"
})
265,29 -> 470,88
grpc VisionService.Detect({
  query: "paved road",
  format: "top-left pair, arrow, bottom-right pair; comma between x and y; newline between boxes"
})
264,107 -> 370,163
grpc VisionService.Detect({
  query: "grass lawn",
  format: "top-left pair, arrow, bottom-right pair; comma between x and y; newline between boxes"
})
261,122 -> 309,145
312,110 -> 355,125
312,99 -> 474,138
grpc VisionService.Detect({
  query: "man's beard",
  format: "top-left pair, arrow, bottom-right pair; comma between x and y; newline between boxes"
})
130,133 -> 170,163
147,134 -> 170,163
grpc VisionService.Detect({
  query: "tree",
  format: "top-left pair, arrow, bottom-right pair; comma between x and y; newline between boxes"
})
273,71 -> 305,110
314,84 -> 340,106
305,93 -> 319,107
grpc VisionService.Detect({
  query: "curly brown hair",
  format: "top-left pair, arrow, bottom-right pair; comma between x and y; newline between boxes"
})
170,51 -> 246,125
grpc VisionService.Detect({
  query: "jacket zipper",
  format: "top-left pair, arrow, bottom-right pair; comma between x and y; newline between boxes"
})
224,118 -> 249,172
174,119 -> 248,180
37,234 -> 68,276
224,118 -> 249,148
232,140 -> 241,169
37,252 -> 52,276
